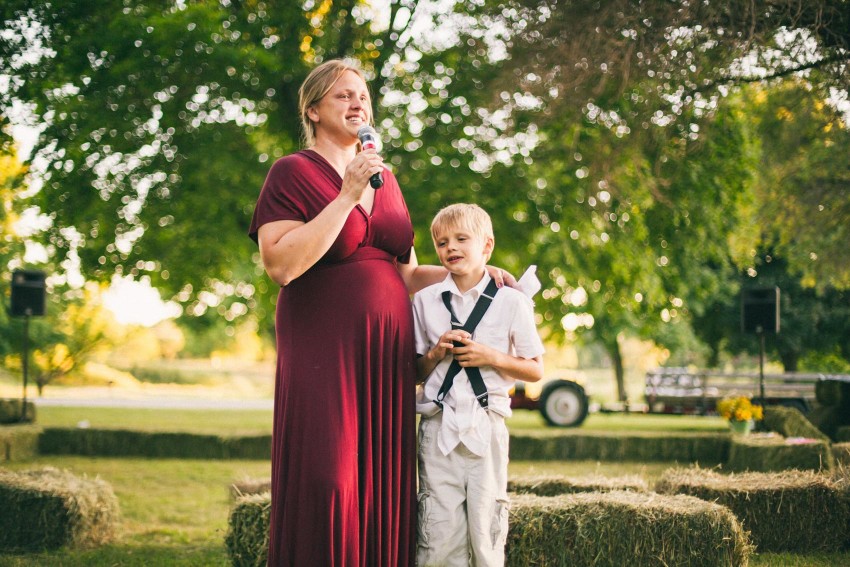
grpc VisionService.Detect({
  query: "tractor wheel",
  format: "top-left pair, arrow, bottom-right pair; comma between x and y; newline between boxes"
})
539,380 -> 589,427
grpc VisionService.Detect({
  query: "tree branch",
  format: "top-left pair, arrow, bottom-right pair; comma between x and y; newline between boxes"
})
693,52 -> 849,95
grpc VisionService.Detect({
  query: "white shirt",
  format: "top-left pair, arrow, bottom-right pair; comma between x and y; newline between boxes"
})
413,273 -> 545,456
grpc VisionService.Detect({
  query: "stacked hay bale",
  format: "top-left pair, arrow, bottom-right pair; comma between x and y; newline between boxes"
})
509,430 -> 729,464
726,432 -> 834,472
506,491 -> 751,566
0,399 -> 35,424
226,492 -> 270,567
0,467 -> 120,552
762,405 -> 831,443
0,424 -> 41,462
656,467 -> 850,553
508,474 -> 647,496
224,481 -> 751,566
808,379 -> 850,439
834,443 -> 850,468
230,477 -> 271,499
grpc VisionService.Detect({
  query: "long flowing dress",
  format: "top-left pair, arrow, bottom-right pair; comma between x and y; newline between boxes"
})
249,150 -> 417,566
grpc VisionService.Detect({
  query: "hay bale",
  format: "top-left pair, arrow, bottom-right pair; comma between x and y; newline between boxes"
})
656,467 -> 850,553
509,431 -> 729,464
0,424 -> 41,462
0,467 -> 120,552
39,427 -> 272,460
834,443 -> 850,468
726,433 -> 834,472
762,405 -> 831,443
807,405 -> 845,440
836,426 -> 850,443
225,492 -> 270,567
230,476 -> 271,499
221,488 -> 749,566
508,474 -> 647,496
506,490 -> 750,566
815,379 -> 850,409
0,399 -> 36,424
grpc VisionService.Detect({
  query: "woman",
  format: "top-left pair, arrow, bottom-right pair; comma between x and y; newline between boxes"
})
249,59 -> 510,566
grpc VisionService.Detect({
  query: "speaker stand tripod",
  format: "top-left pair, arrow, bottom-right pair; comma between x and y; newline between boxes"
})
21,310 -> 31,422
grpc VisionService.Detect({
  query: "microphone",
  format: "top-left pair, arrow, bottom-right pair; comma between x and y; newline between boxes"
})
357,125 -> 384,189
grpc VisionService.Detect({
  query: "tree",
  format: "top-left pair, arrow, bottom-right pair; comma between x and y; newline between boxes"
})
3,1 -> 848,388
694,252 -> 850,372
0,145 -> 28,359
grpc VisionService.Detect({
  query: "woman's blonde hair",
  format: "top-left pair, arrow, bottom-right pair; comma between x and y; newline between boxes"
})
298,59 -> 371,147
430,203 -> 495,243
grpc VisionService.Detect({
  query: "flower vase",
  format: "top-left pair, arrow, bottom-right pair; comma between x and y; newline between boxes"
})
728,419 -> 754,435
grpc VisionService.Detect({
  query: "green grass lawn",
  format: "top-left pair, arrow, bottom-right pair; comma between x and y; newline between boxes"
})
32,404 -> 730,435
1,407 -> 847,566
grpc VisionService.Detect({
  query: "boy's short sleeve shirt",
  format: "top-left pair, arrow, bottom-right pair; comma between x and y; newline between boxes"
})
413,273 -> 545,455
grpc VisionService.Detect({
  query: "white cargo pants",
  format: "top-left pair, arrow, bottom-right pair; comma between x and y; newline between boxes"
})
416,411 -> 510,567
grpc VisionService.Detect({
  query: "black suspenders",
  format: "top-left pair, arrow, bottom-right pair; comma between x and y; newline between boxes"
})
433,278 -> 500,410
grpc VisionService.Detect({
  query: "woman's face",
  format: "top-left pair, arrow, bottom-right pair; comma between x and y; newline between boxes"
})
308,70 -> 372,145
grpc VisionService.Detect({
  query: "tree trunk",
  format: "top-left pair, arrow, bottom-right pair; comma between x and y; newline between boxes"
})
606,335 -> 628,407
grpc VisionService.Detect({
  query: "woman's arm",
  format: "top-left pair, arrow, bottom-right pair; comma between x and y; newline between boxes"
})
257,150 -> 382,286
396,248 -> 449,295
396,251 -> 518,295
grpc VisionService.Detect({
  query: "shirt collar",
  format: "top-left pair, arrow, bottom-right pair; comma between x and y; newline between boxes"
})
437,272 -> 492,302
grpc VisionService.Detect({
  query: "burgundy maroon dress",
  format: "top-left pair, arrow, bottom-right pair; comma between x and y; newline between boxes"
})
249,150 -> 417,566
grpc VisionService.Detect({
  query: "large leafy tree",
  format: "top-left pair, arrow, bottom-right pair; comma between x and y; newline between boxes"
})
3,0 -> 848,389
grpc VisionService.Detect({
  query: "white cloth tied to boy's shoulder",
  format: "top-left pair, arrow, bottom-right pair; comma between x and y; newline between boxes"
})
413,267 -> 545,456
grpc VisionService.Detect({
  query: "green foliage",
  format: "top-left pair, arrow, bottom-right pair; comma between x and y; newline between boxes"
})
3,0 -> 850,379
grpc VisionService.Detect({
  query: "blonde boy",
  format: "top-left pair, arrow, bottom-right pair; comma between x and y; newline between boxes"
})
413,203 -> 544,566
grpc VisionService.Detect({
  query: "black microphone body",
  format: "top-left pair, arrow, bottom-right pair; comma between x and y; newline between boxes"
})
357,125 -> 384,189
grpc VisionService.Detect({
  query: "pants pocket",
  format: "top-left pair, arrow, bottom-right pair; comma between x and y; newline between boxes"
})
490,497 -> 510,548
417,491 -> 431,548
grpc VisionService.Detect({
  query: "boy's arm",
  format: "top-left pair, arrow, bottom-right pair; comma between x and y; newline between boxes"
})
451,339 -> 544,383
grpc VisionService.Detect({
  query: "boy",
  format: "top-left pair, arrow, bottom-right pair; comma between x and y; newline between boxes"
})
413,203 -> 544,566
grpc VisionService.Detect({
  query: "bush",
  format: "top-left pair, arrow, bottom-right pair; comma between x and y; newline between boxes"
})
506,491 -> 751,566
0,467 -> 120,552
656,467 -> 850,553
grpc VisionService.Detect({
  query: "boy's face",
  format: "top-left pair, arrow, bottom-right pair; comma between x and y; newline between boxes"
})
433,226 -> 494,278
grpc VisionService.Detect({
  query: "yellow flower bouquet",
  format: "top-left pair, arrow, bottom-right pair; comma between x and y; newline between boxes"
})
716,396 -> 764,423
717,396 -> 763,435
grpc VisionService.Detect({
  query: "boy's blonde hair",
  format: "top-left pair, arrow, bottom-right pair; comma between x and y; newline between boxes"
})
430,203 -> 494,243
298,59 -> 371,148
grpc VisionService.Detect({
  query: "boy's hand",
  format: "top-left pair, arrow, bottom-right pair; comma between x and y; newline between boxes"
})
429,329 -> 471,363
451,337 -> 500,368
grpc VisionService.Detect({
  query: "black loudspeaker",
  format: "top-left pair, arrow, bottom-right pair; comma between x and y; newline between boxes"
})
741,286 -> 780,334
10,269 -> 46,317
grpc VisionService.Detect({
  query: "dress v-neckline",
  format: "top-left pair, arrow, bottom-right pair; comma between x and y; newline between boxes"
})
303,148 -> 376,217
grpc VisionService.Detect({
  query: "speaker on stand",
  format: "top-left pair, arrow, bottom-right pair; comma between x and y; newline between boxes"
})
741,286 -> 780,409
9,269 -> 47,422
